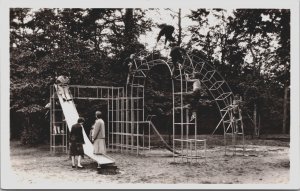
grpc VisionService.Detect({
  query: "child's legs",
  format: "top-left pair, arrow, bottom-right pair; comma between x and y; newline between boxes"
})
57,85 -> 65,97
190,89 -> 201,116
71,156 -> 75,166
127,71 -> 132,84
78,155 -> 82,166
62,86 -> 72,100
172,60 -> 179,76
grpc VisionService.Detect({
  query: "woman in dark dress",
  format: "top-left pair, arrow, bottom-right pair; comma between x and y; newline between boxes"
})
69,117 -> 85,168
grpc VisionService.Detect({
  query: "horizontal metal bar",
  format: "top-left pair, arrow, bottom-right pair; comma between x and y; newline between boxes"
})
173,139 -> 206,142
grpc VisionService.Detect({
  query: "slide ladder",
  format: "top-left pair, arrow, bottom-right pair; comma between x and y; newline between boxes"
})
54,85 -> 115,165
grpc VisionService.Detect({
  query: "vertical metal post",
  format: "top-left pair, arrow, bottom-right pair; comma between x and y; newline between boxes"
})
172,77 -> 175,162
148,122 -> 151,151
180,70 -> 183,162
120,89 -> 125,152
66,122 -> 68,153
111,88 -> 114,150
204,140 -> 207,162
107,92 -> 110,150
137,122 -> 139,155
239,108 -> 245,155
53,86 -> 56,153
185,76 -> 189,162
142,122 -> 145,152
195,113 -> 197,162
78,86 -> 79,98
224,109 -> 227,155
50,86 -> 53,152
137,86 -> 140,154
126,89 -> 129,152
142,86 -> 145,121
186,108 -> 189,162
131,96 -> 134,152
116,88 -> 119,150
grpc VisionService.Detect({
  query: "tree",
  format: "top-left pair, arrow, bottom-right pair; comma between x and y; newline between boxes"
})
9,8 -> 153,143
188,9 -> 290,135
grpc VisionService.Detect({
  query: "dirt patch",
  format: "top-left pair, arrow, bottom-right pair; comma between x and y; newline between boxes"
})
9,139 -> 289,185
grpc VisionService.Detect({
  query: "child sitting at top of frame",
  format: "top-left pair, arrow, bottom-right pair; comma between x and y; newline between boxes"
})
55,72 -> 72,102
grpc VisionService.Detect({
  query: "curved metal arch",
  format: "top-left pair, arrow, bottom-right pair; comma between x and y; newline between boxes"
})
128,50 -> 236,136
132,59 -> 172,86
128,59 -> 173,122
187,53 -> 234,134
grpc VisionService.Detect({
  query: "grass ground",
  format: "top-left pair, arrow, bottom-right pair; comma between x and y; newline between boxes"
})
9,134 -> 289,187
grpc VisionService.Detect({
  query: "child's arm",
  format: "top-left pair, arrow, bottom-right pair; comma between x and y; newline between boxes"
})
185,74 -> 198,82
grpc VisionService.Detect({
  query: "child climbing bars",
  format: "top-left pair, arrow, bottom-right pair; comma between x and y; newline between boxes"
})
156,24 -> 176,45
169,43 -> 186,79
232,94 -> 242,133
174,73 -> 204,122
123,54 -> 135,84
185,73 -> 202,121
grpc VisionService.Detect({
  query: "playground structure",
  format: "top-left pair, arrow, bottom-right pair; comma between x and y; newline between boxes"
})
50,84 -> 174,157
126,50 -> 245,157
50,85 -> 116,164
50,48 -> 245,165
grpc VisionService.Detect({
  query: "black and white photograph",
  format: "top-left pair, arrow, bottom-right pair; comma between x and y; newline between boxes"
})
1,0 -> 300,189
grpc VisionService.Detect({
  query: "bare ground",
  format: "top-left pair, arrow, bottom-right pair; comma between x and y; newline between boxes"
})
10,135 -> 289,185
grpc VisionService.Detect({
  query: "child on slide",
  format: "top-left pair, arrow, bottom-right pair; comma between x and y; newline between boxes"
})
55,72 -> 72,102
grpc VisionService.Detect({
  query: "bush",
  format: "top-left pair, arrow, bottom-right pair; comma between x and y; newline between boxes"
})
20,126 -> 43,145
15,105 -> 49,145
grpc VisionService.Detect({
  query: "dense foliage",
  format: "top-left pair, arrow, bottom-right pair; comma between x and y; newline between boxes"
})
10,8 -> 290,144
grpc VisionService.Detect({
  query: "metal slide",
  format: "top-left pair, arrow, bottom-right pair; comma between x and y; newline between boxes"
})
149,121 -> 179,154
54,85 -> 115,165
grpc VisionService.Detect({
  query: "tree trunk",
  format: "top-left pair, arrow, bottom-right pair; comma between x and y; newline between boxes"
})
257,113 -> 260,138
253,104 -> 257,137
177,8 -> 182,46
282,86 -> 288,134
247,34 -> 260,78
124,9 -> 135,50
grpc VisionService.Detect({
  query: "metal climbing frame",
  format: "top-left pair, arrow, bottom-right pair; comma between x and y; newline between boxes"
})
50,85 -> 135,153
127,50 -> 207,162
68,85 -> 153,154
186,53 -> 245,155
108,84 -> 153,155
128,49 -> 244,157
50,49 -> 245,158
50,85 -> 68,153
172,66 -> 207,163
222,97 -> 245,155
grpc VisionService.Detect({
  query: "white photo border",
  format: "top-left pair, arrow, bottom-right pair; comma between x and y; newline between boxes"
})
1,0 -> 299,189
